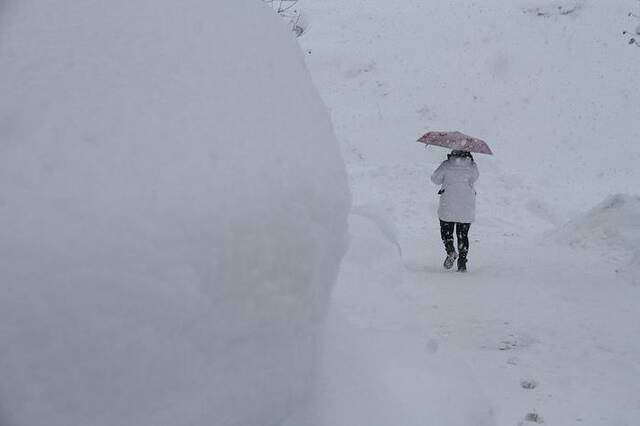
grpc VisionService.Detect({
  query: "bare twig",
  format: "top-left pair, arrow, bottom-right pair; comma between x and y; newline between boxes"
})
278,1 -> 298,13
625,2 -> 640,47
291,13 -> 304,37
263,0 -> 306,37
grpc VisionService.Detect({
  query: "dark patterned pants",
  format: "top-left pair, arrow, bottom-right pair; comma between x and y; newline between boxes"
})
440,220 -> 471,260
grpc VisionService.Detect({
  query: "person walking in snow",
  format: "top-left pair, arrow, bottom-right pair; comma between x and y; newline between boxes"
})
431,150 -> 479,272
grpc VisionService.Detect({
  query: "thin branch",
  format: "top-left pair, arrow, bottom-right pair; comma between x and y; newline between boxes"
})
279,1 -> 299,14
263,0 -> 305,38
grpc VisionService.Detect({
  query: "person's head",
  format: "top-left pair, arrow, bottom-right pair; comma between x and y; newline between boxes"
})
448,150 -> 474,161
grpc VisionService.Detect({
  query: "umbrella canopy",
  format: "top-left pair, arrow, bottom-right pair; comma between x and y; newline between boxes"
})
417,131 -> 493,155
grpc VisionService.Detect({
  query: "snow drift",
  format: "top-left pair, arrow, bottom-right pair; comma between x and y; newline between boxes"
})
552,194 -> 640,284
0,1 -> 349,425
552,194 -> 640,250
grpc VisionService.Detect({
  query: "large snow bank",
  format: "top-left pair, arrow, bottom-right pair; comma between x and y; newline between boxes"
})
0,1 -> 349,425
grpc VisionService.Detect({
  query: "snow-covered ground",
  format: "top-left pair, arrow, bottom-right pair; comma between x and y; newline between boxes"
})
292,0 -> 640,424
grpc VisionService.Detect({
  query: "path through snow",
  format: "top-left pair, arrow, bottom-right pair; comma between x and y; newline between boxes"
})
325,162 -> 640,425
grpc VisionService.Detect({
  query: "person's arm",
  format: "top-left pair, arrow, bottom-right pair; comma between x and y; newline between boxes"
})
431,162 -> 446,185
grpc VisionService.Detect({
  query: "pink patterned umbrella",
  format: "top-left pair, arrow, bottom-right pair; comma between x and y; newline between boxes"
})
417,131 -> 493,155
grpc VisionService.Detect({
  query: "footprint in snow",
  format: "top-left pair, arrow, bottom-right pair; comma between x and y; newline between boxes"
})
522,412 -> 544,424
520,379 -> 538,390
499,339 -> 518,351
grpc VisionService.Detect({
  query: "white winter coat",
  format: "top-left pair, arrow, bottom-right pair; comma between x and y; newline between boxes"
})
430,157 -> 479,223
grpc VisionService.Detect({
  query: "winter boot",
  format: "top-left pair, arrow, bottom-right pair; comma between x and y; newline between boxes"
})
443,250 -> 458,270
457,256 -> 467,272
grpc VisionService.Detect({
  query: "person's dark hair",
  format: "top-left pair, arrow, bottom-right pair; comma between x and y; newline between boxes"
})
448,150 -> 474,162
